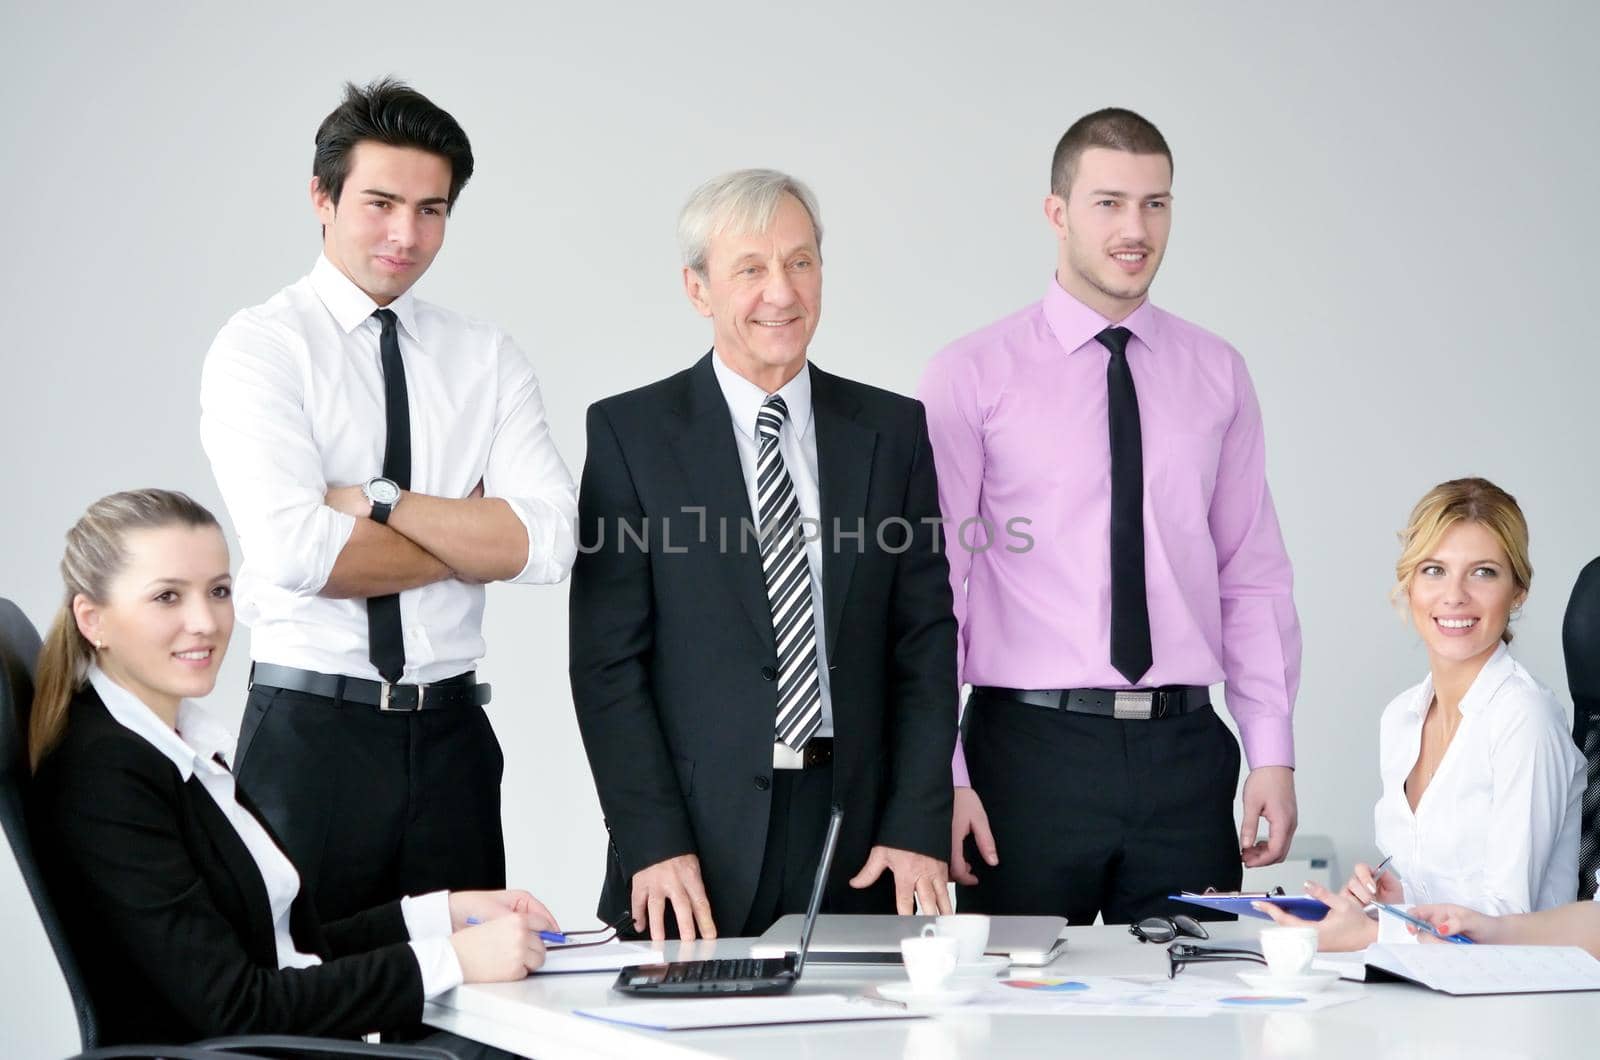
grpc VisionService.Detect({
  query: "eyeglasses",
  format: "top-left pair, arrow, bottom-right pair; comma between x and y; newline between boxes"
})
546,909 -> 635,950
1128,914 -> 1209,944
1166,941 -> 1268,979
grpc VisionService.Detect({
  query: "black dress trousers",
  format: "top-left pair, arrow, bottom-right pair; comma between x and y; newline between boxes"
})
234,682 -> 507,922
956,691 -> 1242,925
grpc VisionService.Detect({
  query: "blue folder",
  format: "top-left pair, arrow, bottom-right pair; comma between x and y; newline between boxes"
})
1171,893 -> 1330,921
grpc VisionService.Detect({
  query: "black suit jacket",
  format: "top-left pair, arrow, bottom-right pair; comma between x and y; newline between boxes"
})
29,688 -> 423,1045
569,354 -> 957,931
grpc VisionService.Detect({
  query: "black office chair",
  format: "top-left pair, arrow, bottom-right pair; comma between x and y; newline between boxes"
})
1565,559 -> 1600,901
0,598 -> 455,1060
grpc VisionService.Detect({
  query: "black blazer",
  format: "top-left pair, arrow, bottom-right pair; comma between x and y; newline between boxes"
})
569,354 -> 957,931
28,687 -> 423,1045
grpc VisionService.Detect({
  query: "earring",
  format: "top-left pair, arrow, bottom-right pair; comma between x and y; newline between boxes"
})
94,640 -> 104,650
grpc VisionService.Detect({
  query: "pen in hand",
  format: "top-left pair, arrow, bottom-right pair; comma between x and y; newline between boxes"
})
465,916 -> 566,945
1355,854 -> 1395,905
1371,902 -> 1475,944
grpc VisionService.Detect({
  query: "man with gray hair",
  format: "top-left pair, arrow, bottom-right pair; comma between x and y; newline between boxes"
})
569,169 -> 958,940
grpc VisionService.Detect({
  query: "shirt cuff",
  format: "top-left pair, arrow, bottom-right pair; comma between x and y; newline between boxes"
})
401,890 -> 454,940
501,495 -> 578,585
409,938 -> 466,999
1236,714 -> 1295,771
952,740 -> 971,788
306,509 -> 358,595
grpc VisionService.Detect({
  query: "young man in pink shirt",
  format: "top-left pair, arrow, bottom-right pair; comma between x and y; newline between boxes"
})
918,108 -> 1302,924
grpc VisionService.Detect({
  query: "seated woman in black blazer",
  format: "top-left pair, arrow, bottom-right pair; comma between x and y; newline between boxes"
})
28,489 -> 552,1055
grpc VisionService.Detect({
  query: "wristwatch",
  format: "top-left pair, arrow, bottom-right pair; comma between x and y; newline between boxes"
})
362,477 -> 402,524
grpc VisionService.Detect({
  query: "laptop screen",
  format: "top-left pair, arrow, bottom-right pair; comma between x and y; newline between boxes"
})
791,805 -> 844,979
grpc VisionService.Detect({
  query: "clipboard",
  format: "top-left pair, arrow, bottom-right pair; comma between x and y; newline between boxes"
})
1170,892 -> 1330,921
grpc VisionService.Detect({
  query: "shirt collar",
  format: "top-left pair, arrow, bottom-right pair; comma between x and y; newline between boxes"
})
1406,641 -> 1515,717
88,667 -> 232,780
309,254 -> 421,342
1041,275 -> 1162,357
711,352 -> 814,443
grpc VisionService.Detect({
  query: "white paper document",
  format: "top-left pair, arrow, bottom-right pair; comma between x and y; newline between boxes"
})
573,994 -> 924,1030
1364,944 -> 1600,995
535,941 -> 660,975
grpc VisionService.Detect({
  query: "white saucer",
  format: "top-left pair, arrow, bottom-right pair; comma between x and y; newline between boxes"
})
950,955 -> 1011,978
1236,969 -> 1342,994
876,980 -> 981,1006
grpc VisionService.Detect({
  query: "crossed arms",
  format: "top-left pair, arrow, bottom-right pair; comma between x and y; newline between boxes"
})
199,321 -> 577,601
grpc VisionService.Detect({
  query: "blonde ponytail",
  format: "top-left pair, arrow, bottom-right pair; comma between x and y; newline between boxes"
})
28,489 -> 220,772
29,603 -> 93,770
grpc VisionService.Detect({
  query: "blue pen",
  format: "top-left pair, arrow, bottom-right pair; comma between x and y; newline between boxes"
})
1372,902 -> 1475,944
464,916 -> 566,944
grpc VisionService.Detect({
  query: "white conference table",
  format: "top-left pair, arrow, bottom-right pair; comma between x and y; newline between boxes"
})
422,923 -> 1593,1059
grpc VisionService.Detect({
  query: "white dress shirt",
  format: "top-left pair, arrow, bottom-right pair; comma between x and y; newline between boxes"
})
200,256 -> 578,683
711,354 -> 834,738
88,668 -> 463,997
1373,643 -> 1585,939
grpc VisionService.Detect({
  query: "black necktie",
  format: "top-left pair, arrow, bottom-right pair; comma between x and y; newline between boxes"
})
1097,326 -> 1152,685
368,308 -> 411,683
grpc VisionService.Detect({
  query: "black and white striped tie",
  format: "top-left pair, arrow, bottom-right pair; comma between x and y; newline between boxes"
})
757,396 -> 822,750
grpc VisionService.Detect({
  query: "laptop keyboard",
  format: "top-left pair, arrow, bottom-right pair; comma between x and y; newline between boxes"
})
661,958 -> 787,983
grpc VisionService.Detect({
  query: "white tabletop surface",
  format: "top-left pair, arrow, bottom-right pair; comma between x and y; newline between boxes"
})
422,922 -> 1595,1059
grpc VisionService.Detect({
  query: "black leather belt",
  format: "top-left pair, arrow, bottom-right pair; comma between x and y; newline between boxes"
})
972,685 -> 1209,720
250,662 -> 491,712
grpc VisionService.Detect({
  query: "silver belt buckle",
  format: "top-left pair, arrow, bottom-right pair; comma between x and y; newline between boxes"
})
379,683 -> 425,712
1113,691 -> 1154,720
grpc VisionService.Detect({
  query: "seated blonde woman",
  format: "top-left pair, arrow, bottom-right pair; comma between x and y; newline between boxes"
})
27,490 -> 550,1057
1260,478 -> 1585,950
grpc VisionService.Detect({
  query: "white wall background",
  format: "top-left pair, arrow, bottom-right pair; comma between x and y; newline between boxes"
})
3,1 -> 1597,1052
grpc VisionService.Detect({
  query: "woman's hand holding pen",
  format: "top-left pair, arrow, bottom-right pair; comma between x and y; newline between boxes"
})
449,889 -> 559,933
1337,858 -> 1401,909
1345,857 -> 1403,907
1408,904 -> 1498,945
450,912 -> 548,981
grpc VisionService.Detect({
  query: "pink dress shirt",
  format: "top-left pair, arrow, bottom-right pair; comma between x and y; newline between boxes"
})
919,280 -> 1301,785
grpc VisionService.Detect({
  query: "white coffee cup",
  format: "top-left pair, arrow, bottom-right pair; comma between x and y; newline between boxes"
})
900,925 -> 960,992
1258,926 -> 1319,977
935,914 -> 992,965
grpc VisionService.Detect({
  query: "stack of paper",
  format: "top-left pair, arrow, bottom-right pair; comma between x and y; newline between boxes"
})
536,941 -> 660,975
1364,944 -> 1600,995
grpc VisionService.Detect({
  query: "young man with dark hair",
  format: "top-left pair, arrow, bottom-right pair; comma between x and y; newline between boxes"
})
201,78 -> 577,921
919,107 -> 1302,925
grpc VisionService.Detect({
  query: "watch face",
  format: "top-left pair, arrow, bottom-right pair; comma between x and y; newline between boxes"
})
368,478 -> 401,505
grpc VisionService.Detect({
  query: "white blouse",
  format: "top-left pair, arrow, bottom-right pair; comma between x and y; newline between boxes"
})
1373,644 -> 1585,929
89,668 -> 462,996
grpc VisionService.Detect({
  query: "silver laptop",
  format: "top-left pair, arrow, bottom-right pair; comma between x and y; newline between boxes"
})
752,913 -> 1068,966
